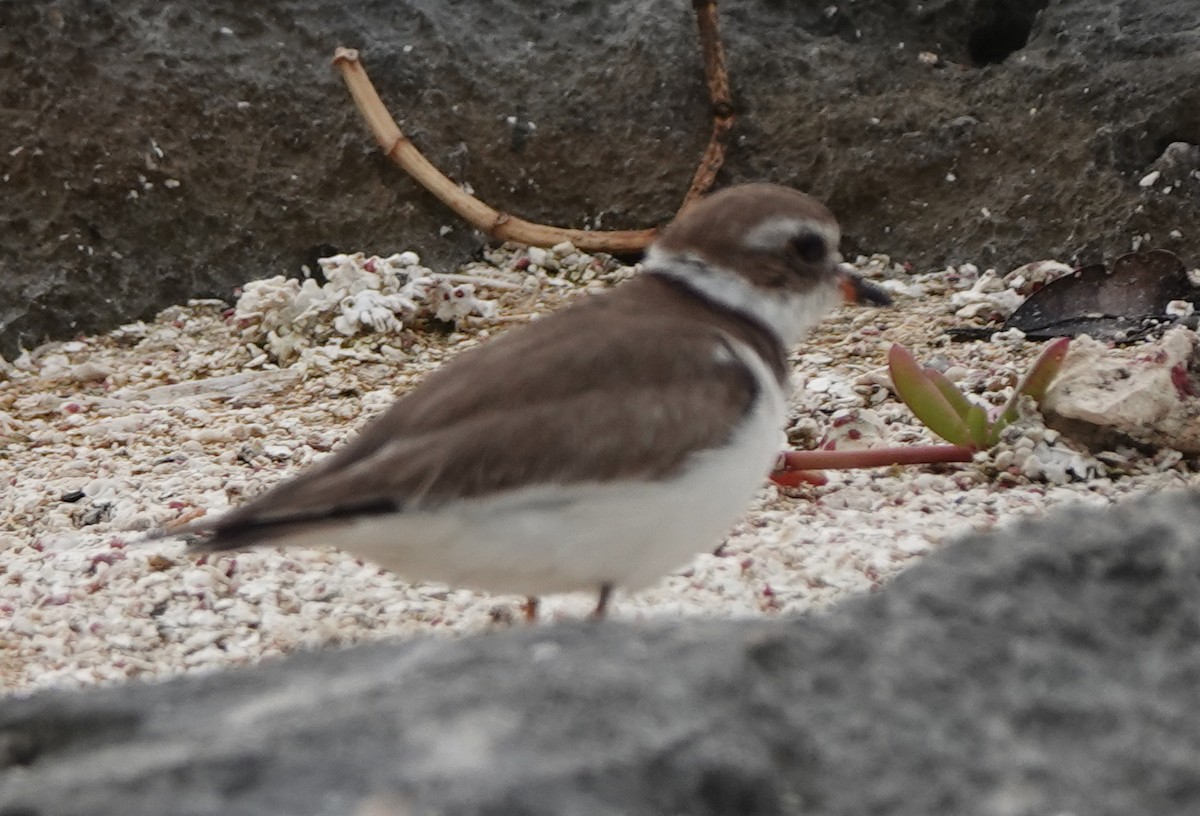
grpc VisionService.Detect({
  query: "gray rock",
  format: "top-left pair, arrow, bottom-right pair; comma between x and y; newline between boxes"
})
5,0 -> 1200,357
4,491 -> 1200,815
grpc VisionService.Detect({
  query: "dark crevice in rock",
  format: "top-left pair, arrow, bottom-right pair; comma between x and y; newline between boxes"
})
968,0 -> 1050,65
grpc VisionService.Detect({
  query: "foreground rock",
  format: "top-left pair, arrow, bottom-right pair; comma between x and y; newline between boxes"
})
5,0 -> 1200,356
4,491 -> 1200,815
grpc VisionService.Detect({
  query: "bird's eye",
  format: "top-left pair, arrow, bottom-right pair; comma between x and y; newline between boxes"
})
790,233 -> 827,263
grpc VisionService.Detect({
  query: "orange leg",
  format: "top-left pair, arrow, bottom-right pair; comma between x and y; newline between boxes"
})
521,596 -> 540,623
592,583 -> 614,619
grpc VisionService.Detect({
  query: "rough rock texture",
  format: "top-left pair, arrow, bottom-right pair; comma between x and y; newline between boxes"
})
5,0 -> 1200,357
1045,327 -> 1200,452
4,491 -> 1200,816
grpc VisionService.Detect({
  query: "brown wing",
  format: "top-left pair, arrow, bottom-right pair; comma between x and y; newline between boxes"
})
192,276 -> 781,549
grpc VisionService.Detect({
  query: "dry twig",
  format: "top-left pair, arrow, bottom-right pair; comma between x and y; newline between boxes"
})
332,48 -> 654,253
332,2 -> 736,252
681,0 -> 736,209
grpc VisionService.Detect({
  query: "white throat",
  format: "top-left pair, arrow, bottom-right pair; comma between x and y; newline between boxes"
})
643,247 -> 841,348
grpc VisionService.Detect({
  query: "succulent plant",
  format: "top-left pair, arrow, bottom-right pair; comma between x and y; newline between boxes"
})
887,338 -> 1070,451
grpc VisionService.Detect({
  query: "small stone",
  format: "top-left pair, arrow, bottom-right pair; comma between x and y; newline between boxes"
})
68,362 -> 111,383
1166,300 -> 1195,319
146,554 -> 176,571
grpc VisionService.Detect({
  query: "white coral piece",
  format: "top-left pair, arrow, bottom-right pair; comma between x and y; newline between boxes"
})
432,282 -> 497,322
334,290 -> 412,336
231,251 -> 497,364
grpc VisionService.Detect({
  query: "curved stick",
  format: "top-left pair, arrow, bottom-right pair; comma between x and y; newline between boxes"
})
332,47 -> 656,253
682,0 -> 736,209
333,1 -> 737,253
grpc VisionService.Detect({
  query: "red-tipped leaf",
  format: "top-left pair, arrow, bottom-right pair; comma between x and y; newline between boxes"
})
888,344 -> 977,448
990,337 -> 1071,444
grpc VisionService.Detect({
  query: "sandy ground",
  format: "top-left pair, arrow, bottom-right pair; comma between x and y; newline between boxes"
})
2,245 -> 1195,695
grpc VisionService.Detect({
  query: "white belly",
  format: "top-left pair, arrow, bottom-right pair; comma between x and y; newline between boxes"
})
283,374 -> 786,598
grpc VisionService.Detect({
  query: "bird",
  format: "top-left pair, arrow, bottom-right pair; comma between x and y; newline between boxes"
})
156,183 -> 890,619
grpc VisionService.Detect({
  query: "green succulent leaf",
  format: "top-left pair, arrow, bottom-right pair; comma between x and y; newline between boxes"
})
888,344 -> 977,449
965,402 -> 991,449
923,367 -> 979,421
991,337 -> 1071,443
1017,336 -> 1071,401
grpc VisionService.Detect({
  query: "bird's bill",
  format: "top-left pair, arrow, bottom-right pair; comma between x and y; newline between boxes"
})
839,268 -> 893,306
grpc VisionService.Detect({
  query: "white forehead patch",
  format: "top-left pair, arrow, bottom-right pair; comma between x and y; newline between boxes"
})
743,217 -> 840,254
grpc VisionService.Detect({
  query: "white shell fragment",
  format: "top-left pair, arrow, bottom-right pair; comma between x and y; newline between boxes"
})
1166,300 -> 1195,319
949,268 -> 1025,320
1002,260 -> 1074,295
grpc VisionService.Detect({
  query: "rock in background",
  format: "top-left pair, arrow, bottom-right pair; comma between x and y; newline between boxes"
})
3,491 -> 1200,815
4,0 -> 1200,357
1045,327 -> 1200,453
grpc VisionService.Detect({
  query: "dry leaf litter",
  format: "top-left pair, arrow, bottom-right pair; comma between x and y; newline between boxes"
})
2,244 -> 1197,696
